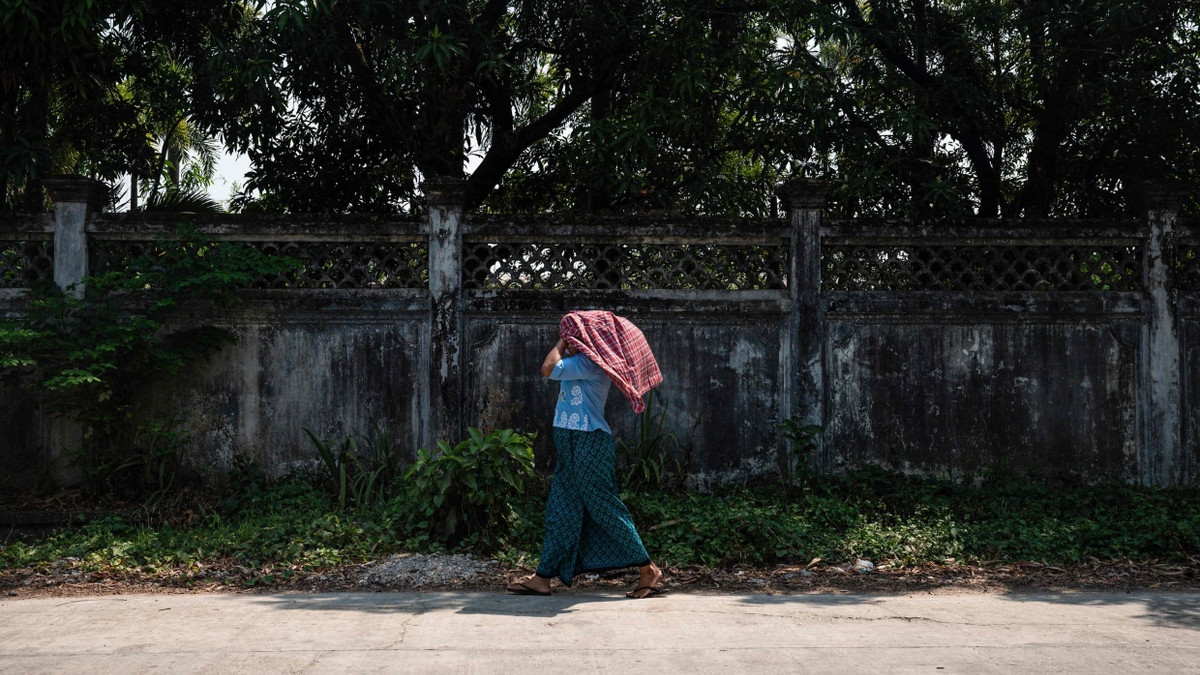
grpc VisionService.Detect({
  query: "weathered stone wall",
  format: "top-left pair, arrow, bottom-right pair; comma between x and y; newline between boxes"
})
461,298 -> 789,477
1,177 -> 1196,485
818,219 -> 1152,482
148,294 -> 430,477
824,300 -> 1142,479
457,211 -> 797,477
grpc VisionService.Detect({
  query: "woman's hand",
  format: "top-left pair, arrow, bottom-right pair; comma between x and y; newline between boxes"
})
540,337 -> 569,377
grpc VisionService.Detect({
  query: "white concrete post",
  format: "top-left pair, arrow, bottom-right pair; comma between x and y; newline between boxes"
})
40,175 -> 107,484
423,178 -> 466,447
777,179 -> 830,468
43,176 -> 107,298
1141,180 -> 1189,486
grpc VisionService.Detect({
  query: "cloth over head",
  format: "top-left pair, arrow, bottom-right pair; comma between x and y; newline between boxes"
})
559,310 -> 662,414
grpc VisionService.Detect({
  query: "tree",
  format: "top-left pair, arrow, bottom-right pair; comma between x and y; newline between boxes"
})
784,0 -> 1200,217
1,0 -> 246,211
481,0 -> 1200,218
4,0 -> 1196,217
486,5 -> 807,216
211,0 -> 654,212
121,42 -> 224,210
1,0 -> 134,209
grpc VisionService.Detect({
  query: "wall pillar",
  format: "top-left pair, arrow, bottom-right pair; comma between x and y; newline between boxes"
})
41,175 -> 107,485
43,176 -> 106,298
424,178 -> 466,447
777,179 -> 830,468
1141,180 -> 1189,486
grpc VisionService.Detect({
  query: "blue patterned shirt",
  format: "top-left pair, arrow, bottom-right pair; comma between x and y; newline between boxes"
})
549,353 -> 612,434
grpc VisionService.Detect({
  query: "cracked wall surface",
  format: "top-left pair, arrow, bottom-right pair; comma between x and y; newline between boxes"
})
2,182 -> 1197,485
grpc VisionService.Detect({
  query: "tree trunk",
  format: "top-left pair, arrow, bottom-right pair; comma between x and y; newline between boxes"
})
958,134 -> 1001,217
1014,87 -> 1070,217
416,73 -> 468,185
0,91 -> 16,209
167,146 -> 182,188
909,0 -> 932,218
464,83 -> 595,211
20,84 -> 50,211
149,119 -> 183,206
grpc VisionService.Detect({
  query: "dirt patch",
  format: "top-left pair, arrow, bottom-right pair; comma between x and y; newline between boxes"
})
3,556 -> 1197,600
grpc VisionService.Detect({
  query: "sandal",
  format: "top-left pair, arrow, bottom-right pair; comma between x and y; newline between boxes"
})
506,581 -> 551,596
626,585 -> 666,599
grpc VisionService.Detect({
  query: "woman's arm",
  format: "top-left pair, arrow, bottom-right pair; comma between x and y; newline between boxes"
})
541,338 -> 570,377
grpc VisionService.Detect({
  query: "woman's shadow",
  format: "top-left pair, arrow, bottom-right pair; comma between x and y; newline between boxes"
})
252,589 -> 632,618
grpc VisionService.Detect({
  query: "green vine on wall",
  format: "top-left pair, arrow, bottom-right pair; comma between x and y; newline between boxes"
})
0,225 -> 302,496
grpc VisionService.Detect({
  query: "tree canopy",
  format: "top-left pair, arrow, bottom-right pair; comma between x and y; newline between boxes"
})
3,0 -> 1197,216
1,0 -> 248,211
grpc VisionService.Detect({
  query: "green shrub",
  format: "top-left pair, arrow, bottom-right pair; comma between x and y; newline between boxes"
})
0,225 -> 301,498
4,465 -> 1200,578
618,391 -> 678,490
405,428 -> 536,550
775,416 -> 822,495
303,427 -> 403,512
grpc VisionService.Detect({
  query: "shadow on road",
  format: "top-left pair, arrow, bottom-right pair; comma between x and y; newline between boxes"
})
995,591 -> 1200,631
244,587 -> 1200,630
734,594 -> 884,608
246,590 -> 630,618
248,588 -> 883,619
731,588 -> 1200,631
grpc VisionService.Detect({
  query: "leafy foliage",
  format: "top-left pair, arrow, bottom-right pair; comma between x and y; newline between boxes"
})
775,416 -> 822,494
617,391 -> 679,490
0,477 -> 405,575
303,427 -> 403,512
778,0 -> 1200,217
143,187 -> 223,214
620,471 -> 1200,568
3,467 -> 1198,579
4,1 -> 1197,215
1,0 -> 247,210
212,0 -> 658,212
0,225 -> 301,497
405,428 -> 536,550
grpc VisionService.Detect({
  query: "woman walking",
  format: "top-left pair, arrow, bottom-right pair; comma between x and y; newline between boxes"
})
506,310 -> 665,599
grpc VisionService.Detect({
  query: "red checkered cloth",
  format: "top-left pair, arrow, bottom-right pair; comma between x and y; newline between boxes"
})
559,310 -> 662,414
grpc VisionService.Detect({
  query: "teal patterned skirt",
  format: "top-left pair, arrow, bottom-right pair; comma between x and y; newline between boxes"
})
535,428 -> 651,586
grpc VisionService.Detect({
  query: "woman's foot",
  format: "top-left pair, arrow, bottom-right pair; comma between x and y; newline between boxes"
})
506,574 -> 552,596
626,563 -> 663,599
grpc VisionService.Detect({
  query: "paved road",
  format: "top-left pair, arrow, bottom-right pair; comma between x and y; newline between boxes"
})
2,590 -> 1198,673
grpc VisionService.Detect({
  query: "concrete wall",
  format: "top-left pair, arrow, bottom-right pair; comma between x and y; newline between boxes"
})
151,294 -> 430,477
456,210 -> 798,478
824,305 -> 1141,480
1180,227 -> 1200,485
1,177 -> 1196,485
460,299 -> 789,477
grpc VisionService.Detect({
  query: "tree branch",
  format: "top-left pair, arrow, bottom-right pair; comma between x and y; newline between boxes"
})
465,79 -> 595,209
338,20 -> 418,156
834,0 -> 1005,213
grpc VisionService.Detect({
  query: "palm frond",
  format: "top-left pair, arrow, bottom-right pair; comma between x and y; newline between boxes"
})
144,187 -> 222,214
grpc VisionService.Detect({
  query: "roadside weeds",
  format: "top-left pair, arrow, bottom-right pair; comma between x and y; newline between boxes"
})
3,554 -> 1197,600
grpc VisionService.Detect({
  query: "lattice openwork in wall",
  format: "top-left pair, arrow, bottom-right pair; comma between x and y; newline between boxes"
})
89,239 -> 428,289
244,241 -> 427,289
462,241 -> 788,291
1179,241 -> 1200,292
0,239 -> 54,289
822,243 -> 1143,292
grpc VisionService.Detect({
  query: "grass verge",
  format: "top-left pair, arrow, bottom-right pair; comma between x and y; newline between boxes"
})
2,467 -> 1198,586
